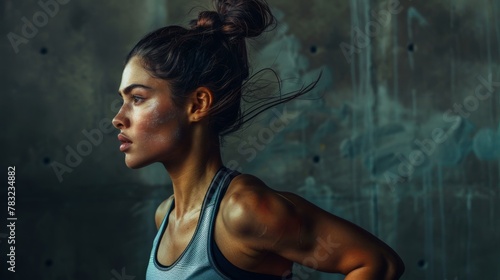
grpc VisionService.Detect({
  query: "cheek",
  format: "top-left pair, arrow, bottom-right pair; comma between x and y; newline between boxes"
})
141,105 -> 184,144
149,103 -> 177,126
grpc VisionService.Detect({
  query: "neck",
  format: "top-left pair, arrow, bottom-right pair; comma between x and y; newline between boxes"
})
162,130 -> 223,218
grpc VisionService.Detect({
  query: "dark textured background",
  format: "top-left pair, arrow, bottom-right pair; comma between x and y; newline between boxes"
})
1,0 -> 499,279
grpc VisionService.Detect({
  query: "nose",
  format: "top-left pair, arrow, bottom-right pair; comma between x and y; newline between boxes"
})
112,107 -> 129,129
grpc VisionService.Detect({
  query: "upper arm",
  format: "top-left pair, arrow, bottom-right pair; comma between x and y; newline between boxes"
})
276,192 -> 404,276
155,195 -> 173,230
221,176 -> 404,278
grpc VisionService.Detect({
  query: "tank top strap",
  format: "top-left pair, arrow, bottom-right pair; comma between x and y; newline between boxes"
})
204,166 -> 241,208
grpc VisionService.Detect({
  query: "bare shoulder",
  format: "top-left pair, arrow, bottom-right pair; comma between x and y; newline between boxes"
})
220,173 -> 304,244
223,173 -> 279,211
223,173 -> 306,217
155,195 -> 174,230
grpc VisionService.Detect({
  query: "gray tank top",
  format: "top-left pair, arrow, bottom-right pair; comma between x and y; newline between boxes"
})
146,165 -> 237,279
146,166 -> 288,279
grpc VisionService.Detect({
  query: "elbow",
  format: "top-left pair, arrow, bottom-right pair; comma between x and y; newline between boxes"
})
363,252 -> 405,280
383,252 -> 405,280
344,252 -> 405,280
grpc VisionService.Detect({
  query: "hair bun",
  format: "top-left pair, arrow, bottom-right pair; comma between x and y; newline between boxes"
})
218,0 -> 275,40
191,0 -> 275,41
193,11 -> 224,30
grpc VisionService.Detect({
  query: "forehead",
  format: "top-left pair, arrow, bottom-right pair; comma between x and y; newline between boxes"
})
119,56 -> 159,92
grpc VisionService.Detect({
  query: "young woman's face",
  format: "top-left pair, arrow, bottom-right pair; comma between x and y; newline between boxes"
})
112,56 -> 187,169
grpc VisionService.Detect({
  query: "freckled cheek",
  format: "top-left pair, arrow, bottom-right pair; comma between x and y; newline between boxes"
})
136,110 -> 182,145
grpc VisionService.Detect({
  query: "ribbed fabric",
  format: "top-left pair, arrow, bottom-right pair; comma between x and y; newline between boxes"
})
145,166 -> 287,280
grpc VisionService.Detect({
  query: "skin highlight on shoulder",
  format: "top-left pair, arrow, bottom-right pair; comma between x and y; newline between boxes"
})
219,174 -> 311,252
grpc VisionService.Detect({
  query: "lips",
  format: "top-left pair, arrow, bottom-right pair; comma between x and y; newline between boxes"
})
118,133 -> 132,152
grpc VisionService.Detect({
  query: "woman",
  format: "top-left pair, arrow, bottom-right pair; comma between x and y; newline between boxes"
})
112,0 -> 405,279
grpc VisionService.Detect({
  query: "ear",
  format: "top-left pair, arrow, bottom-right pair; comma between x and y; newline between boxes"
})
186,87 -> 214,122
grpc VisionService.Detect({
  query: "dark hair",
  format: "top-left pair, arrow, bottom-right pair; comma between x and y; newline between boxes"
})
125,0 -> 320,138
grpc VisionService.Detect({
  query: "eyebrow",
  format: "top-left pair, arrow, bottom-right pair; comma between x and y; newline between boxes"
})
118,84 -> 153,96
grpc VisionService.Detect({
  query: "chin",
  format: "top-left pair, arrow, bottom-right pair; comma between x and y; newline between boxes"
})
124,156 -> 154,169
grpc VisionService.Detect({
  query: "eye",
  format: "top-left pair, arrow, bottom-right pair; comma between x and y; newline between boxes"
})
132,95 -> 144,104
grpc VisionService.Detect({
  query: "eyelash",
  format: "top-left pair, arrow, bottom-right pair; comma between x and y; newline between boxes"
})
118,94 -> 144,106
132,95 -> 144,104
